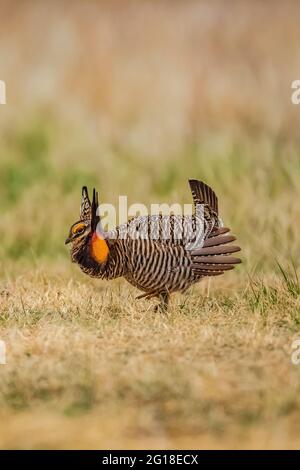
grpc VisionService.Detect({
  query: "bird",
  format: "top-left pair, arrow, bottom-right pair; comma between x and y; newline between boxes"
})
65,179 -> 241,311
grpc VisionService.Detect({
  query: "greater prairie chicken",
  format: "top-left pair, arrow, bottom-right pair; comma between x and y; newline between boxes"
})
65,180 -> 241,310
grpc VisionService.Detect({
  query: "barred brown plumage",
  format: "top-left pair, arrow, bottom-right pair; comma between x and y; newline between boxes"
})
65,180 -> 241,311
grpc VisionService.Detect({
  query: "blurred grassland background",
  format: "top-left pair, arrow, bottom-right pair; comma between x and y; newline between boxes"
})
0,0 -> 300,449
0,0 -> 299,270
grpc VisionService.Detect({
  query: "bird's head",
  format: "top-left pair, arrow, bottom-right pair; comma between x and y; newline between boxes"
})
65,186 -> 94,246
65,219 -> 91,246
65,187 -> 109,264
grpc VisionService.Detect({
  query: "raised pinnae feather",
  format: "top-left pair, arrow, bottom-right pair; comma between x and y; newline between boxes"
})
80,186 -> 92,221
91,188 -> 100,232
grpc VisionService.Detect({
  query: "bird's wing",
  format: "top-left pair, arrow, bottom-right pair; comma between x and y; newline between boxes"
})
189,179 -> 218,215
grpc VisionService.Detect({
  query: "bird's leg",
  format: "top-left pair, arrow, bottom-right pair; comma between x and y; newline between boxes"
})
155,291 -> 170,313
137,291 -> 170,312
136,291 -> 157,300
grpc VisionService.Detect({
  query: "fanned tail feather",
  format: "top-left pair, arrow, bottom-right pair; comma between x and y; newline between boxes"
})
191,227 -> 241,278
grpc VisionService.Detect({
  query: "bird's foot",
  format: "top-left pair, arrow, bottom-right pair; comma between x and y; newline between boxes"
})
154,292 -> 170,313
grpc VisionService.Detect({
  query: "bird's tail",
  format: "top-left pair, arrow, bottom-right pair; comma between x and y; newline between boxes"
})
191,227 -> 241,277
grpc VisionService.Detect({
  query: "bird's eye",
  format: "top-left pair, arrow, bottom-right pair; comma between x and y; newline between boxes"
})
72,223 -> 85,235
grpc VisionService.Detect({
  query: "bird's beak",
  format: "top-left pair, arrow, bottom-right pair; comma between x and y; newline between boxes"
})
65,236 -> 72,245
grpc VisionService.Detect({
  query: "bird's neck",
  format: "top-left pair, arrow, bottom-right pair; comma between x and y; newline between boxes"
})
71,234 -> 125,279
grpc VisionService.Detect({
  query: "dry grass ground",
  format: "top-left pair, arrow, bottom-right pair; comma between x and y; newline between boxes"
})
0,0 -> 300,449
0,266 -> 300,449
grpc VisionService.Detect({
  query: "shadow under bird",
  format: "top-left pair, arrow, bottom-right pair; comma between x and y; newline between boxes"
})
65,179 -> 241,310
